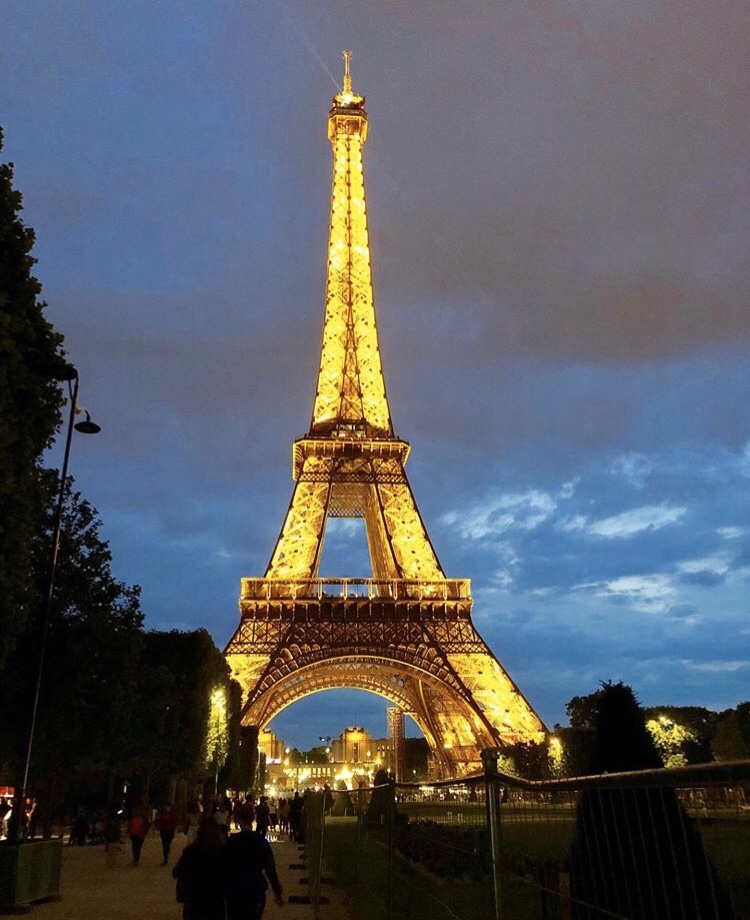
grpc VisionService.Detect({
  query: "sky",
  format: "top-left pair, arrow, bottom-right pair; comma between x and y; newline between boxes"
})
3,1 -> 749,751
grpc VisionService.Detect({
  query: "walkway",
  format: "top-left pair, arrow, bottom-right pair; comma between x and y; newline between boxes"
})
28,829 -> 353,920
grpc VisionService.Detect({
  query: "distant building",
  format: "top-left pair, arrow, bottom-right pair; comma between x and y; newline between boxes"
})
258,728 -> 284,763
262,725 -> 404,793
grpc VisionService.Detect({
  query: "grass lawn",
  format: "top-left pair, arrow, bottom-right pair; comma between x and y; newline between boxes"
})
320,811 -> 750,920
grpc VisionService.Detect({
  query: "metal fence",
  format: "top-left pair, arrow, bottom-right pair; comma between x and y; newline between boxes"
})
311,759 -> 750,920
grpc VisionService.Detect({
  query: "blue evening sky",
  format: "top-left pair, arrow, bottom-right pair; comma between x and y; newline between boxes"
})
3,1 -> 748,748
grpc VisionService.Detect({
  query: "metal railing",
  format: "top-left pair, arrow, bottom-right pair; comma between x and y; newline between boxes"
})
309,760 -> 750,920
240,577 -> 472,602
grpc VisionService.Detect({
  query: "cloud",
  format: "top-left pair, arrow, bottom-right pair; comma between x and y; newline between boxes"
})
555,503 -> 686,539
588,504 -> 687,538
584,574 -> 678,615
682,660 -> 747,673
677,556 -> 729,577
443,489 -> 557,540
610,453 -> 654,488
718,527 -> 746,540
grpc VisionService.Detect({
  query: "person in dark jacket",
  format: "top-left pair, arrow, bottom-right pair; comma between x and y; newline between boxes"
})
288,790 -> 304,841
172,816 -> 226,920
255,796 -> 270,839
224,803 -> 283,920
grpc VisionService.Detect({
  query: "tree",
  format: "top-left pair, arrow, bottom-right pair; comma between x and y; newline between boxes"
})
226,723 -> 258,796
0,127 -> 66,668
568,682 -> 734,919
565,688 -> 607,730
0,473 -> 144,827
644,705 -> 718,765
712,703 -> 750,761
121,629 -> 232,805
404,737 -> 429,781
498,740 -> 552,780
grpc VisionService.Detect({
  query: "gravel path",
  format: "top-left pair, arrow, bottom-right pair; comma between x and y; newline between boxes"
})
28,830 -> 353,920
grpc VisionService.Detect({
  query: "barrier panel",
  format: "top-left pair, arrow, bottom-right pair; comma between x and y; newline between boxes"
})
315,761 -> 750,920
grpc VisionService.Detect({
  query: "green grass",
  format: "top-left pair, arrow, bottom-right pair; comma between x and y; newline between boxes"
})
319,812 -> 750,920
321,817 -> 496,920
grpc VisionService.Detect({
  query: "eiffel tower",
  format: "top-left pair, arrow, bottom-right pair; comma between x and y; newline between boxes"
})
225,53 -> 544,777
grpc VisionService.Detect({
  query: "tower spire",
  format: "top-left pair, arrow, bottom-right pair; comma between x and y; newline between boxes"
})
314,48 -> 385,437
343,49 -> 352,94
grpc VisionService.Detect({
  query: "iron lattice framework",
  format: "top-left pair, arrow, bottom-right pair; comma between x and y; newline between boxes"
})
225,54 -> 544,777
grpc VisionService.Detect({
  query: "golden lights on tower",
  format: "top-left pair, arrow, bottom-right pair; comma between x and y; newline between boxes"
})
224,54 -> 545,778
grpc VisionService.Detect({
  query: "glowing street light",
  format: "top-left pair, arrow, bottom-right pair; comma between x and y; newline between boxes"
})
208,687 -> 228,797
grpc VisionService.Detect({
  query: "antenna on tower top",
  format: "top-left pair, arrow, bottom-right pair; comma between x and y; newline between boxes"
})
343,50 -> 352,94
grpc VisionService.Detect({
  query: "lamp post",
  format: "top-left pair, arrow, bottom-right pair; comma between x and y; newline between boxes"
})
14,364 -> 100,840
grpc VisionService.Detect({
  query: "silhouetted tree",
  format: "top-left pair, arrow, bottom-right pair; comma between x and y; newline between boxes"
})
0,127 -> 65,669
404,737 -> 429,780
569,682 -> 734,919
122,629 -> 231,803
0,474 -> 144,829
226,723 -> 258,794
712,703 -> 750,762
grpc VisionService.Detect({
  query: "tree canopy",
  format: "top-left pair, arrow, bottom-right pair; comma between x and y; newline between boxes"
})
0,128 -> 66,666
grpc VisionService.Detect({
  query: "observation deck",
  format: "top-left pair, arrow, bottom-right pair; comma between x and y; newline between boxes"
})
240,577 -> 472,603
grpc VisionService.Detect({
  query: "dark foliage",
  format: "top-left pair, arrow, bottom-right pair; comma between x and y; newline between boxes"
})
712,703 -> 750,761
395,820 -> 490,881
504,739 -> 553,779
0,472 -> 238,819
569,682 -> 735,919
225,693 -> 257,793
0,128 -> 65,667
553,726 -> 596,777
121,628 -> 231,802
0,474 -> 144,824
404,737 -> 430,780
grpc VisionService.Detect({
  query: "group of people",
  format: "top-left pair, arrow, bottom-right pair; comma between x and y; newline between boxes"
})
63,793 -> 296,917
213,792 -> 306,843
172,803 -> 282,920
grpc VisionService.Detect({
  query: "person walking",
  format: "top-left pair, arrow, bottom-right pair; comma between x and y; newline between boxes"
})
104,808 -> 122,867
126,805 -> 148,867
255,796 -> 271,839
213,798 -> 231,841
288,791 -> 303,842
185,801 -> 201,844
172,817 -> 226,920
224,803 -> 283,920
277,798 -> 289,836
155,802 -> 178,866
68,810 -> 89,846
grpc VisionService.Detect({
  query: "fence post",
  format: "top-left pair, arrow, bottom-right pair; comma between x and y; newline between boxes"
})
313,791 -> 326,920
355,782 -> 364,881
482,749 -> 504,920
305,790 -> 325,919
386,779 -> 396,920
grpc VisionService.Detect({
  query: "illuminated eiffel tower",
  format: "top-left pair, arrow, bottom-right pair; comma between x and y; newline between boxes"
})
225,54 -> 544,777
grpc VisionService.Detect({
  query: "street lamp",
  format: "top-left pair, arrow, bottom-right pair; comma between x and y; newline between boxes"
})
14,364 -> 100,839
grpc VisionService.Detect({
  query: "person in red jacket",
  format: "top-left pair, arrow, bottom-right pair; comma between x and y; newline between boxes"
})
155,803 -> 179,866
126,805 -> 148,867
